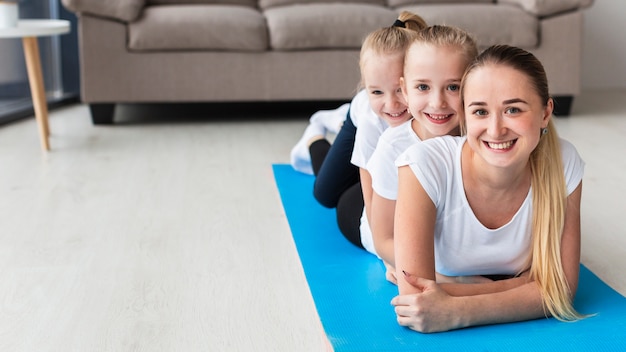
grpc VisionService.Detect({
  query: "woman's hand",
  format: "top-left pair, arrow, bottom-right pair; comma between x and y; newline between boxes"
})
391,271 -> 463,333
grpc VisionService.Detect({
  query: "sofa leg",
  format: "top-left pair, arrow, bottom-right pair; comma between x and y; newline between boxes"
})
89,103 -> 115,125
552,96 -> 573,117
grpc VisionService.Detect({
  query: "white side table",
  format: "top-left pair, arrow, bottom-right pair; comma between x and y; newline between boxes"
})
0,19 -> 70,151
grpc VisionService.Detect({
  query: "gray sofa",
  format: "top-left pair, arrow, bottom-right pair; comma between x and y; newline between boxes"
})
62,0 -> 594,124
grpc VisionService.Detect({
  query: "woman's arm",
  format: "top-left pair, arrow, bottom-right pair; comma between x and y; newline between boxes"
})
392,183 -> 583,332
437,275 -> 529,296
370,192 -> 396,267
559,182 -> 583,298
393,276 -> 545,332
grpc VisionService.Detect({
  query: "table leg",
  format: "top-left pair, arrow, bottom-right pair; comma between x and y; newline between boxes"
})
22,36 -> 50,151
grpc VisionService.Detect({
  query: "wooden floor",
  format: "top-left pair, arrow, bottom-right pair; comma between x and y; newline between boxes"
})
0,91 -> 624,351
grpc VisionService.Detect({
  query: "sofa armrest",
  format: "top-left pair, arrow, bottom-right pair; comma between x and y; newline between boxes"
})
61,0 -> 146,22
499,0 -> 594,17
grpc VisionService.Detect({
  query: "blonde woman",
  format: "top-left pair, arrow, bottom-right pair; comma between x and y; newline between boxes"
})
392,45 -> 585,332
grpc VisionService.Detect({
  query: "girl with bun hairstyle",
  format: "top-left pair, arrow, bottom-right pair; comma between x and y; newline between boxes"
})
291,12 -> 427,251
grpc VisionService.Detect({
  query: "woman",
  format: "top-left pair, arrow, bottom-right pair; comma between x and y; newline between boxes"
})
392,45 -> 586,332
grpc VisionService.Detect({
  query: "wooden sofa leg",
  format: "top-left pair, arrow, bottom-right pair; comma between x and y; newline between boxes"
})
89,103 -> 115,125
552,96 -> 573,117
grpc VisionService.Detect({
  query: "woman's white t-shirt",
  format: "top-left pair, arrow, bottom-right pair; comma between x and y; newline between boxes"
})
395,136 -> 585,276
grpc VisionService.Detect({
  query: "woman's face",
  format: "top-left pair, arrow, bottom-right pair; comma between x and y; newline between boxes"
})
361,52 -> 411,127
462,63 -> 552,169
401,43 -> 466,140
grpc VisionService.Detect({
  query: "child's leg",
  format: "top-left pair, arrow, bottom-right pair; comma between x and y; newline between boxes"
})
336,182 -> 365,249
312,115 -> 359,208
290,123 -> 325,175
309,139 -> 331,176
289,103 -> 349,175
310,103 -> 349,135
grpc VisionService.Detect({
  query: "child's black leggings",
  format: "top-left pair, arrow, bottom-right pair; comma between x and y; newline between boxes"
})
309,116 -> 364,249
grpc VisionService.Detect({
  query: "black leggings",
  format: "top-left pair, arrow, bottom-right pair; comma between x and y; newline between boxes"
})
309,116 -> 364,249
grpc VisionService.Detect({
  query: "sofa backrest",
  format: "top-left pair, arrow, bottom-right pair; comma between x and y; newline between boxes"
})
147,0 -> 257,7
146,0 -> 496,10
259,0 -> 385,10
388,0 -> 493,5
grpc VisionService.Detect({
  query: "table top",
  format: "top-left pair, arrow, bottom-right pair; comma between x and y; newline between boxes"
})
0,19 -> 70,38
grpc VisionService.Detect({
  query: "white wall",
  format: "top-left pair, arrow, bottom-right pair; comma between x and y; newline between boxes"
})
581,0 -> 626,90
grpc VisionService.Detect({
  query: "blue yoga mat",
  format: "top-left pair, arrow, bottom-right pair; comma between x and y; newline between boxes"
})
273,164 -> 626,352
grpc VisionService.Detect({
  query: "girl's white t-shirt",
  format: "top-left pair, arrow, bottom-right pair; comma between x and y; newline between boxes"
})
359,119 -> 422,255
350,90 -> 388,168
367,119 -> 422,200
395,135 -> 585,276
347,89 -> 388,256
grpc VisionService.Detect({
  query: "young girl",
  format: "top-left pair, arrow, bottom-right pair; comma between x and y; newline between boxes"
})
291,12 -> 427,250
366,25 -> 478,283
392,45 -> 585,332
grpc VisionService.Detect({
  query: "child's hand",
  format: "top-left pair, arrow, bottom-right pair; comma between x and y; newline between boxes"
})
383,261 -> 397,285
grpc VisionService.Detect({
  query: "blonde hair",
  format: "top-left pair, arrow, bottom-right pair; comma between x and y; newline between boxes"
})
359,11 -> 427,85
407,24 -> 478,71
460,45 -> 582,321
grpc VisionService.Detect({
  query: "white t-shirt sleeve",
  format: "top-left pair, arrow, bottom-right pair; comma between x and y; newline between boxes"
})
348,90 -> 368,128
368,135 -> 399,200
368,121 -> 421,200
396,136 -> 461,207
350,91 -> 387,168
560,138 -> 585,194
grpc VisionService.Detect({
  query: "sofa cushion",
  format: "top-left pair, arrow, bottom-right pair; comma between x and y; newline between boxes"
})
128,5 -> 268,51
265,3 -> 397,50
61,0 -> 146,22
499,0 -> 586,16
388,0 -> 493,7
396,3 -> 538,48
260,0 -> 384,10
147,0 -> 257,7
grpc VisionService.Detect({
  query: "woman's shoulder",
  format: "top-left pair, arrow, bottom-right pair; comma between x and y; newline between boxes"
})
559,138 -> 579,156
558,137 -> 585,167
558,138 -> 585,193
